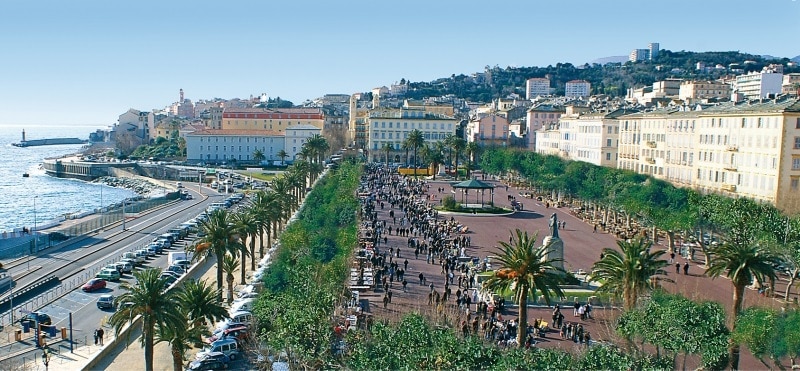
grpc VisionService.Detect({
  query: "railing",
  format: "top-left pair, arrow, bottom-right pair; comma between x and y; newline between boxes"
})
726,145 -> 739,152
646,141 -> 657,148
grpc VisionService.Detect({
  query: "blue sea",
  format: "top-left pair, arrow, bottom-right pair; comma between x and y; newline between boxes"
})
0,124 -> 137,233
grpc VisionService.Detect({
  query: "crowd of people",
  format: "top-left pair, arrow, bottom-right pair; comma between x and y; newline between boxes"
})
348,164 -> 597,349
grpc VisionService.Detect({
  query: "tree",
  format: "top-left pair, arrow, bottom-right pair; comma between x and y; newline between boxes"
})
196,209 -> 243,303
232,210 -> 257,284
421,143 -> 444,180
465,141 -> 479,178
381,142 -> 393,167
706,239 -> 781,369
451,137 -> 466,180
176,279 -> 228,335
250,190 -> 275,264
277,149 -> 288,166
406,129 -> 425,176
153,316 -> 194,371
590,238 -> 669,311
222,253 -> 239,304
482,229 -> 565,348
108,269 -> 184,371
732,307 -> 781,370
252,149 -> 266,165
401,139 -> 411,165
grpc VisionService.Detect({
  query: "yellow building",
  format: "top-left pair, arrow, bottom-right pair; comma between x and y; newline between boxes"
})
221,107 -> 324,134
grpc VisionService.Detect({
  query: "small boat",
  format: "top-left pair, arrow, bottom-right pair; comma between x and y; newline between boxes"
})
22,173 -> 30,178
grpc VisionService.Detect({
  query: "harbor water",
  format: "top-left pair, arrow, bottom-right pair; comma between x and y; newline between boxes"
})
0,124 -> 138,233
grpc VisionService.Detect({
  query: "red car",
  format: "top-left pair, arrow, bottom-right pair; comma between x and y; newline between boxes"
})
82,278 -> 107,292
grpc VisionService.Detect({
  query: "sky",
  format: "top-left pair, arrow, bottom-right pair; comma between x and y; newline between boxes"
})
0,0 -> 798,127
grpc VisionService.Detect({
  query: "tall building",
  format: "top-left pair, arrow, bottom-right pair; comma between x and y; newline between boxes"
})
735,71 -> 784,99
629,42 -> 659,62
678,81 -> 732,103
526,78 -> 551,99
565,80 -> 591,98
466,114 -> 509,146
534,109 -> 624,167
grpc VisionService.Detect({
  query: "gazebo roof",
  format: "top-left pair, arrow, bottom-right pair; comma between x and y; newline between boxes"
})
452,179 -> 495,189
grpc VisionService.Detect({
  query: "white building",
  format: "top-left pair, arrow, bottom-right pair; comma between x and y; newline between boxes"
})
284,124 -> 323,161
735,71 -> 784,100
526,78 -> 551,100
565,80 -> 591,98
185,129 -> 285,165
366,108 -> 458,163
534,109 -> 624,167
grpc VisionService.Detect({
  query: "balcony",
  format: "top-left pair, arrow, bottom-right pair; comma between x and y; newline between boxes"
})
724,166 -> 738,172
726,145 -> 739,152
645,157 -> 656,164
646,141 -> 657,148
721,184 -> 737,192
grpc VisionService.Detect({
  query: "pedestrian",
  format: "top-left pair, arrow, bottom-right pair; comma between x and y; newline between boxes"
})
683,261 -> 689,275
402,279 -> 408,292
675,262 -> 680,274
419,272 -> 425,285
404,259 -> 409,270
383,295 -> 389,308
97,327 -> 105,345
93,329 -> 99,345
593,224 -> 597,233
669,252 -> 675,264
387,290 -> 393,303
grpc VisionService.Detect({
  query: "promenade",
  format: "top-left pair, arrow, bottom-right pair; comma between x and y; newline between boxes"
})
354,170 -> 786,370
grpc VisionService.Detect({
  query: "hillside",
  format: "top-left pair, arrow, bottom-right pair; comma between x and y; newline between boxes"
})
402,50 -> 800,102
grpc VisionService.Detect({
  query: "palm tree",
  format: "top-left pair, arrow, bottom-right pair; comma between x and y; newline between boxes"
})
401,139 -> 411,166
158,279 -> 228,371
465,141 -> 479,178
222,254 -> 239,304
421,143 -> 444,180
482,229 -> 566,348
250,190 -> 276,260
381,142 -> 393,167
406,129 -> 425,177
706,242 -> 781,369
277,149 -> 288,166
232,210 -> 257,284
590,238 -> 669,311
109,268 -> 184,371
252,149 -> 266,165
196,209 -> 243,302
451,137 -> 466,180
307,134 -> 329,164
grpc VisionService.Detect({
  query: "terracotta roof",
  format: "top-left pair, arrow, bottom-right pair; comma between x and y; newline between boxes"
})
187,129 -> 284,136
222,107 -> 322,114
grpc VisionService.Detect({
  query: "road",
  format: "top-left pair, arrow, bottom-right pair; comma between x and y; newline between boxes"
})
0,186 -> 235,366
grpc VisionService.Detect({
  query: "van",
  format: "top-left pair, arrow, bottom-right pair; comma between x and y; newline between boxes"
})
228,311 -> 254,326
229,298 -> 255,314
196,338 -> 240,361
123,252 -> 144,265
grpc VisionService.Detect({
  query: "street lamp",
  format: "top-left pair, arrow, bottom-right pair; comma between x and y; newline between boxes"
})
29,196 -> 37,271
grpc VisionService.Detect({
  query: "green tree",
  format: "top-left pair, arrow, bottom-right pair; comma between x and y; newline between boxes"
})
277,149 -> 288,166
706,231 -> 781,369
196,209 -> 243,302
252,148 -> 265,165
108,269 -> 184,371
465,141 -> 479,178
733,307 -> 781,369
175,279 -> 228,336
406,129 -> 425,176
222,253 -> 239,304
381,142 -> 393,167
421,143 -> 444,180
451,137 -> 466,180
590,238 -> 669,311
482,229 -> 565,348
232,209 -> 256,284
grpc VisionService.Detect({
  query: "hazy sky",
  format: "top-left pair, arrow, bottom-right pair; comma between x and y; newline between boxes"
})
0,0 -> 797,126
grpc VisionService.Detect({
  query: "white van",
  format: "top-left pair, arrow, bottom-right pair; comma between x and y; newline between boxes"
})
229,298 -> 255,314
196,338 -> 240,360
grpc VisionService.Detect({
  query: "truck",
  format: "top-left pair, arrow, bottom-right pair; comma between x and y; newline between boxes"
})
169,251 -> 193,266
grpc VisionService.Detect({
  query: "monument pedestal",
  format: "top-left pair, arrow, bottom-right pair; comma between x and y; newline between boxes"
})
542,235 -> 564,270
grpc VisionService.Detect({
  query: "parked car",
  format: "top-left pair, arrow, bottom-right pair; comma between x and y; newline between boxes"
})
97,294 -> 115,309
82,278 -> 107,292
19,312 -> 51,326
196,351 -> 230,365
205,324 -> 249,343
96,268 -> 121,282
160,273 -> 178,286
166,265 -> 185,275
172,259 -> 191,270
186,358 -> 226,371
115,261 -> 133,274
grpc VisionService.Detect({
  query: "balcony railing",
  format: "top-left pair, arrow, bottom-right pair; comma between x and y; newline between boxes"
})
726,145 -> 739,152
645,157 -> 656,164
724,166 -> 738,172
721,184 -> 737,192
646,141 -> 657,148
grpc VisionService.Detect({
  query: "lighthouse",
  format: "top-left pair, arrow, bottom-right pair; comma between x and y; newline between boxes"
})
22,129 -> 26,142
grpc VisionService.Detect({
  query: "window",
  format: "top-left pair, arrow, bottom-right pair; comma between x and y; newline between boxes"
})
606,139 -> 612,147
796,118 -> 800,129
795,137 -> 800,149
793,158 -> 800,170
793,177 -> 800,190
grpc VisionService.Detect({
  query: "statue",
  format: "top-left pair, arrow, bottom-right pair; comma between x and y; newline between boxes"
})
549,213 -> 559,239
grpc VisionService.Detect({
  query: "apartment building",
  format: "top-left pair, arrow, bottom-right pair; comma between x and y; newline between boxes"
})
526,78 -> 551,100
366,108 -> 458,163
565,80 -> 591,98
534,109 -> 623,167
221,107 -> 324,133
783,73 -> 800,96
466,114 -> 509,146
616,98 -> 800,213
735,71 -> 783,99
678,81 -> 732,103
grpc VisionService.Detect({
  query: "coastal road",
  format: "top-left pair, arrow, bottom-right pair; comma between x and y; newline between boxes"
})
0,186 -> 236,365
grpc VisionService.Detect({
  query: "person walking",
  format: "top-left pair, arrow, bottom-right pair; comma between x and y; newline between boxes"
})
97,327 -> 105,345
93,329 -> 99,345
675,262 -> 680,274
683,261 -> 689,275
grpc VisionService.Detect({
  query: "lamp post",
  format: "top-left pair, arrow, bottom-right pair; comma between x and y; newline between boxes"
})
30,196 -> 37,271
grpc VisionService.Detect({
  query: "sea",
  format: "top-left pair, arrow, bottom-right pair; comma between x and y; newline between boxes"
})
0,124 -> 137,233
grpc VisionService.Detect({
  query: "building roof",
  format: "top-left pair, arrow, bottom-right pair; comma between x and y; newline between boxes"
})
528,103 -> 566,113
187,129 -> 284,136
527,77 -> 549,81
566,80 -> 590,84
222,107 -> 322,114
286,124 -> 321,130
